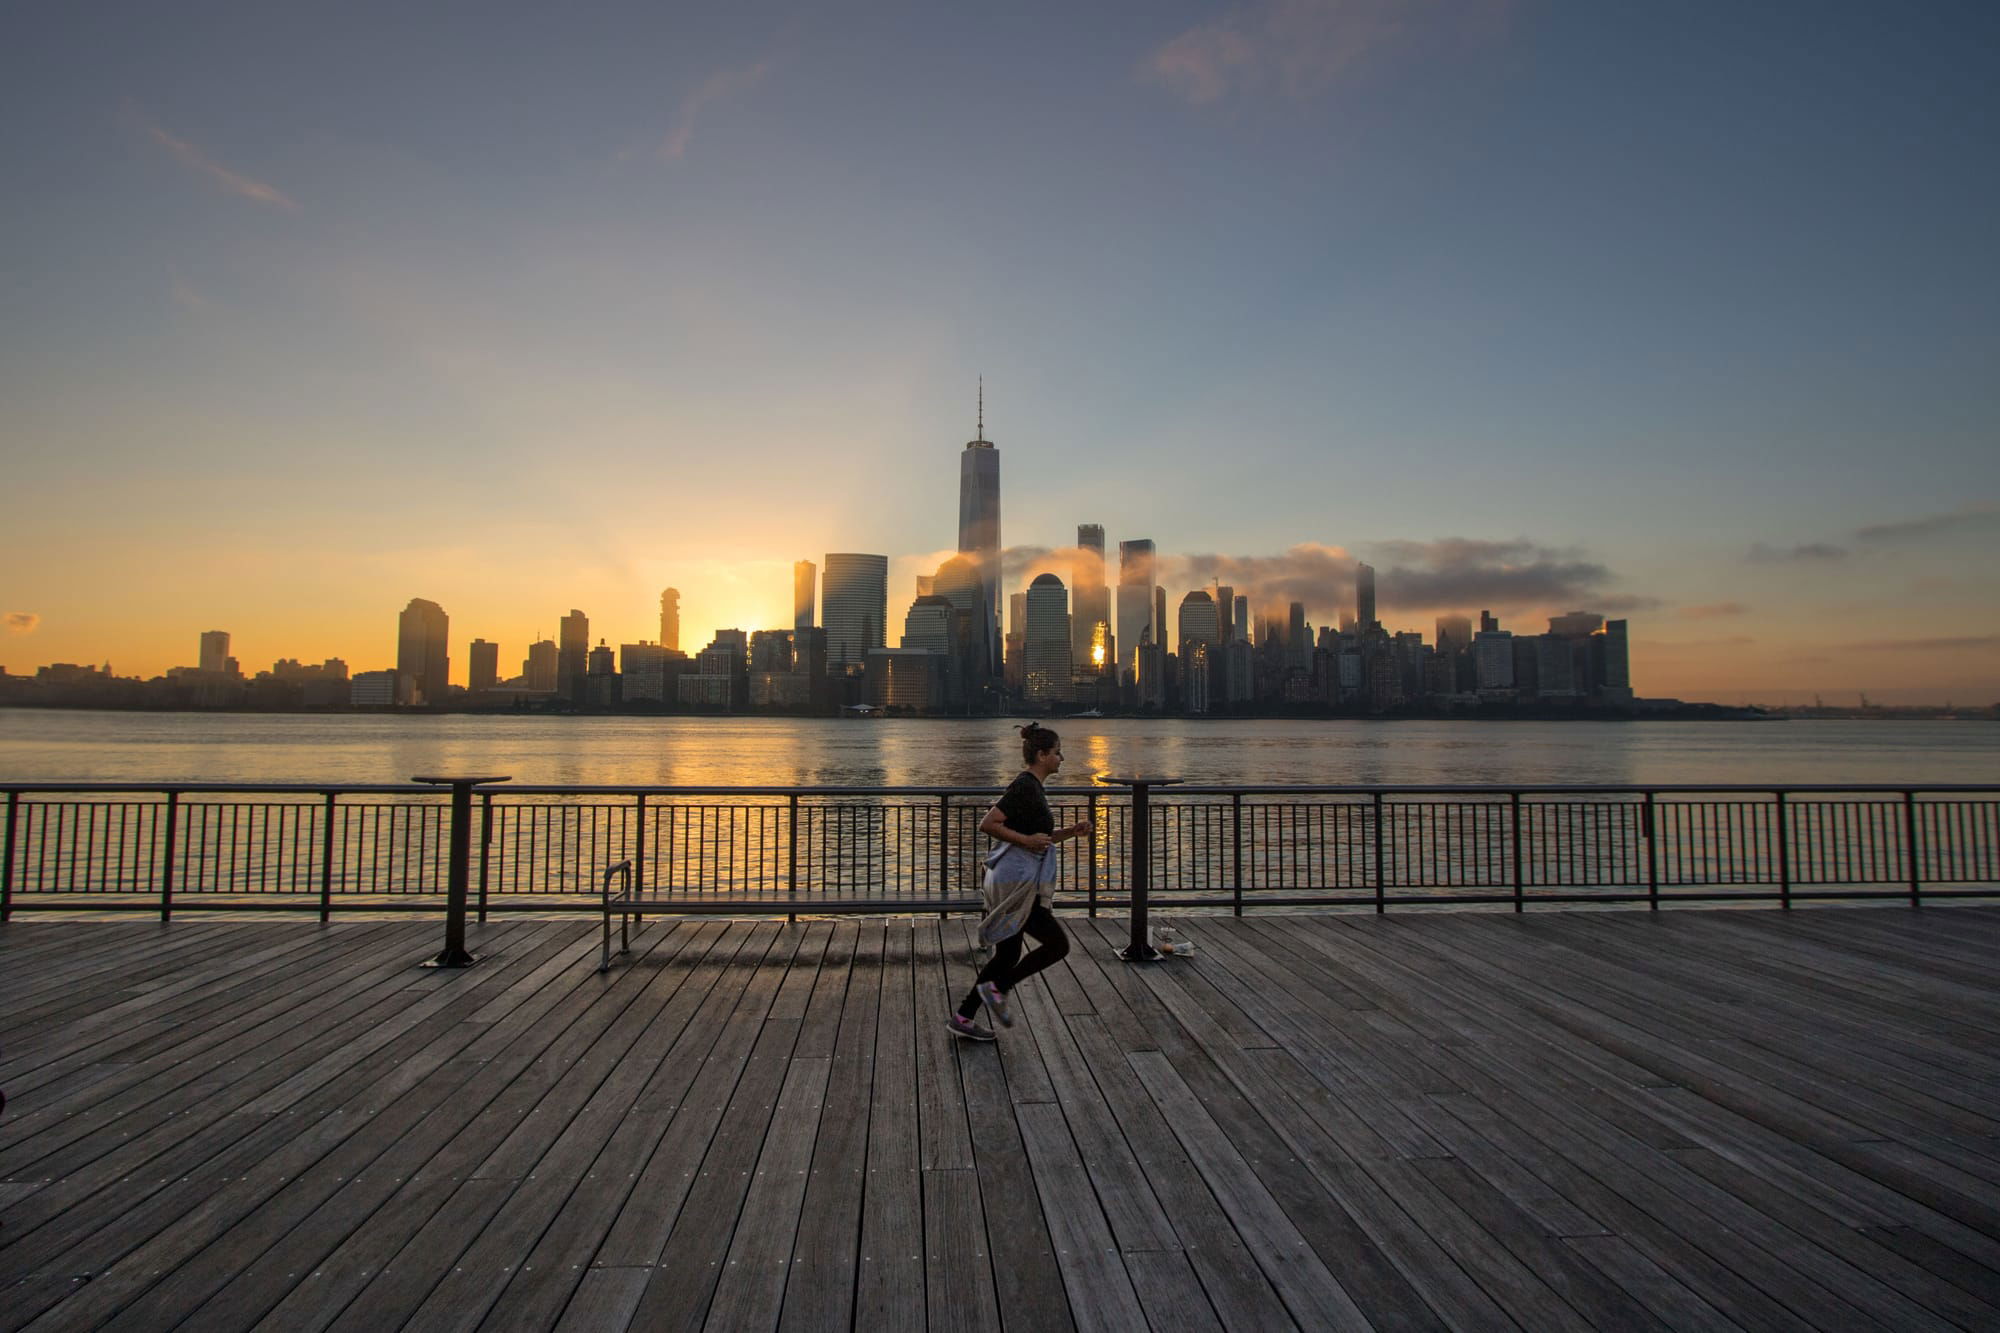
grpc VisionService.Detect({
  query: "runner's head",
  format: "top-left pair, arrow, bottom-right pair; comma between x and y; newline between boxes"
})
1018,723 -> 1060,770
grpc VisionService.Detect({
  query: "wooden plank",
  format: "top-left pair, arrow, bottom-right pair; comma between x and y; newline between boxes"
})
1010,982 -> 1177,1254
1126,1050 -> 1375,1332
912,921 -> 974,1171
552,1268 -> 649,1332
853,922 -> 924,1332
5,923 -> 600,1331
1014,1100 -> 1148,1331
703,1056 -> 834,1332
778,923 -> 883,1333
624,926 -> 828,1330
1119,1250 -> 1225,1333
922,1168 -> 1002,1333
1073,918 -> 1532,1332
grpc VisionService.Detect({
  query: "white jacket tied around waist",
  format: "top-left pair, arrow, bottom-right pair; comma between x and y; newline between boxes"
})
980,841 -> 1056,947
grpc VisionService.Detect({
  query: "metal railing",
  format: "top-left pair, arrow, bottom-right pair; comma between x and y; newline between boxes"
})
2,781 -> 1996,921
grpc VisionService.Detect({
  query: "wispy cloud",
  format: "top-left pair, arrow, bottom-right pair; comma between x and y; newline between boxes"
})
127,103 -> 299,211
1855,502 -> 2000,544
1145,0 -> 1510,105
659,58 -> 774,161
1746,541 -> 1848,563
168,267 -> 208,312
1851,635 -> 2000,653
1677,602 -> 1749,620
5,612 -> 40,634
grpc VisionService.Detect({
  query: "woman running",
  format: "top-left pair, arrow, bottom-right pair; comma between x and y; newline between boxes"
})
947,724 -> 1094,1040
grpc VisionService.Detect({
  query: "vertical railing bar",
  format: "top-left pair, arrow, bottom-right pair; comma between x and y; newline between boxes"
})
160,790 -> 179,921
319,791 -> 337,921
1905,790 -> 1921,906
1510,792 -> 1524,913
1,789 -> 17,921
478,791 -> 496,921
1372,791 -> 1386,914
1776,791 -> 1791,908
1231,792 -> 1243,916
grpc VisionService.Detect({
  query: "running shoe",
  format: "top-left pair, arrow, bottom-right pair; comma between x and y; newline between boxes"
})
976,980 -> 1014,1028
945,1014 -> 996,1042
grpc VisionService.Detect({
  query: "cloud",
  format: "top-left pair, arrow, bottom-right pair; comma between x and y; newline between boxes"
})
1369,537 -> 1630,614
1144,0 -> 1510,105
1677,602 -> 1749,621
1168,541 -> 1356,618
1855,503 -> 2000,544
659,58 -> 774,161
1746,541 -> 1848,563
5,612 -> 39,633
169,267 -> 208,312
1850,635 -> 2000,653
127,104 -> 299,211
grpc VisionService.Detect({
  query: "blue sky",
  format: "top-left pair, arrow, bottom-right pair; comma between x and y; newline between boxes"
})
3,1 -> 1997,701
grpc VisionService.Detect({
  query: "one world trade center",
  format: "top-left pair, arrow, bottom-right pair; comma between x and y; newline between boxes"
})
957,383 -> 1002,676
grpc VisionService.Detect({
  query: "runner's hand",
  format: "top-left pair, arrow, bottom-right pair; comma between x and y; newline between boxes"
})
1070,820 -> 1095,840
1022,832 -> 1054,853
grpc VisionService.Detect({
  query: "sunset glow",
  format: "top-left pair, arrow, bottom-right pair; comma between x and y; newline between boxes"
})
2,4 -> 1996,705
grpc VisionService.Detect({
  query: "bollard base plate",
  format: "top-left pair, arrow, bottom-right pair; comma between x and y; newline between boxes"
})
422,949 -> 480,969
1113,944 -> 1164,963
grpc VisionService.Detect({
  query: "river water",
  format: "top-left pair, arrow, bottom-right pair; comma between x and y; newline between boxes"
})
1,711 -> 1994,788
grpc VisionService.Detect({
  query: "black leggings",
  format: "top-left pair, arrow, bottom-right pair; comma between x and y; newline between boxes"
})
958,904 -> 1070,1019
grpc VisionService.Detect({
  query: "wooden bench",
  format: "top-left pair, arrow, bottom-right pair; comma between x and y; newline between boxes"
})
597,860 -> 983,971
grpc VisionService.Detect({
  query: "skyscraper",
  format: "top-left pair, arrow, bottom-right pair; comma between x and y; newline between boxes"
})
793,562 -> 816,632
559,609 -> 589,703
1177,590 -> 1219,714
822,553 -> 888,670
1023,573 -> 1072,705
468,638 -> 498,692
1116,539 -> 1155,684
524,639 -> 558,693
957,382 -> 1001,673
1072,524 -> 1107,676
659,589 -> 680,654
1357,562 -> 1377,631
397,598 -> 450,705
198,630 -> 230,674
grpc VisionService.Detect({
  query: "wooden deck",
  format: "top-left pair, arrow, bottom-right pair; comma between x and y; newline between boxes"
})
3,907 -> 1999,1331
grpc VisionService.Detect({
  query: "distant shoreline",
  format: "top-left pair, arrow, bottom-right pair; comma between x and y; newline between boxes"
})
9,701 -> 1979,722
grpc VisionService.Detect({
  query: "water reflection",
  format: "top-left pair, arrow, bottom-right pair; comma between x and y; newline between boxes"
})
0,711 -> 1994,787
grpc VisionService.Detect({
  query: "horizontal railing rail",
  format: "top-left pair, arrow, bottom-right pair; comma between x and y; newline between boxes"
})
2,781 -> 1996,920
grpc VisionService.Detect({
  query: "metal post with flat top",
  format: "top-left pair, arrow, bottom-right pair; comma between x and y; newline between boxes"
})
1099,775 -> 1180,962
414,775 -> 511,968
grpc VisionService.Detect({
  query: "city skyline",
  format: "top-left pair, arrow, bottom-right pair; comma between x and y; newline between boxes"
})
3,4 -> 1997,705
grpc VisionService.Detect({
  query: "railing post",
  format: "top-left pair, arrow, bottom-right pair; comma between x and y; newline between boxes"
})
479,790 -> 497,923
160,790 -> 180,922
937,793 -> 951,920
1904,790 -> 1921,906
788,793 -> 800,919
631,791 -> 645,893
1775,791 -> 1791,909
2,789 -> 18,923
319,791 -> 337,923
1231,792 -> 1244,917
415,775 -> 510,969
1510,792 -> 1524,913
1103,776 -> 1179,961
1643,791 -> 1659,911
1087,792 -> 1099,918
1372,791 -> 1386,915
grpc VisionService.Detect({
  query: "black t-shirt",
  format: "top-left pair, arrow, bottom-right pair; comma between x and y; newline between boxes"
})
994,770 -> 1054,837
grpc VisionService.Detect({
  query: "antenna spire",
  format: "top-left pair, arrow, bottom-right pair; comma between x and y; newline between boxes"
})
977,376 -> 984,440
